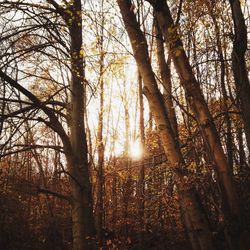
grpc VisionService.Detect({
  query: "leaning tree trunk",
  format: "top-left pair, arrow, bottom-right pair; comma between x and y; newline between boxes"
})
117,1 -> 215,249
147,0 -> 243,247
154,19 -> 213,249
67,1 -> 96,249
154,18 -> 178,142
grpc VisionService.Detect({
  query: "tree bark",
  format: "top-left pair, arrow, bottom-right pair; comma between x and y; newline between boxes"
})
96,25 -> 105,245
154,18 -> 178,141
117,1 -> 215,249
67,1 -> 96,249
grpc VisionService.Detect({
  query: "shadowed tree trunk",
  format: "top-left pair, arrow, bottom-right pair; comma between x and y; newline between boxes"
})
117,1 -> 215,249
137,9 -> 146,245
154,18 -> 178,142
96,6 -> 105,244
205,2 -> 233,169
96,55 -> 105,246
67,4 -> 96,250
228,0 -> 250,153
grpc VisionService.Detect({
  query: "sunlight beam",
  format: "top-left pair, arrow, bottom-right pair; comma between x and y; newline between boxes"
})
130,140 -> 143,159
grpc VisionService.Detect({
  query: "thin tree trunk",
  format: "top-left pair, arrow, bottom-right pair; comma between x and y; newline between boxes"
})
67,1 -> 96,249
207,1 -> 234,171
124,106 -> 130,157
117,1 -> 215,249
237,128 -> 246,171
120,85 -> 131,239
96,11 -> 105,243
154,18 -> 178,141
138,72 -> 145,249
96,64 -> 105,245
229,0 -> 250,153
112,172 -> 117,231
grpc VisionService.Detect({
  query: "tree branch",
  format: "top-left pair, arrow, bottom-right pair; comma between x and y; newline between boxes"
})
37,186 -> 70,201
0,69 -> 72,155
46,0 -> 67,21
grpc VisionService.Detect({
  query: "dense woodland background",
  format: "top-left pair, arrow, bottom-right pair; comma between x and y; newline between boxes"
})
0,0 -> 250,249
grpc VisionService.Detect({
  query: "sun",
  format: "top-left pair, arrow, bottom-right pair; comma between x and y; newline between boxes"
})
130,140 -> 143,159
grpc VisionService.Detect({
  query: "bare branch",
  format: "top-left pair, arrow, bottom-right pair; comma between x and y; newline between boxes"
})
0,70 -> 72,155
37,186 -> 70,201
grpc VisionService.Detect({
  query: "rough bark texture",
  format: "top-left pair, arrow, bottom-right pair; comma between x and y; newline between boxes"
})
148,1 -> 242,246
117,1 -> 215,249
229,0 -> 250,153
67,1 -> 96,249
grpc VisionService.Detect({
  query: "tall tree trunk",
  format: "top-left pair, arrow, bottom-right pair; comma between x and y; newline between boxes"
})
207,4 -> 234,169
96,10 -> 105,243
117,1 -> 215,249
148,1 -> 242,247
67,1 -> 96,249
138,72 -> 145,249
228,0 -> 250,153
154,18 -> 178,141
96,53 -> 105,246
120,86 -> 131,238
137,11 -> 146,242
